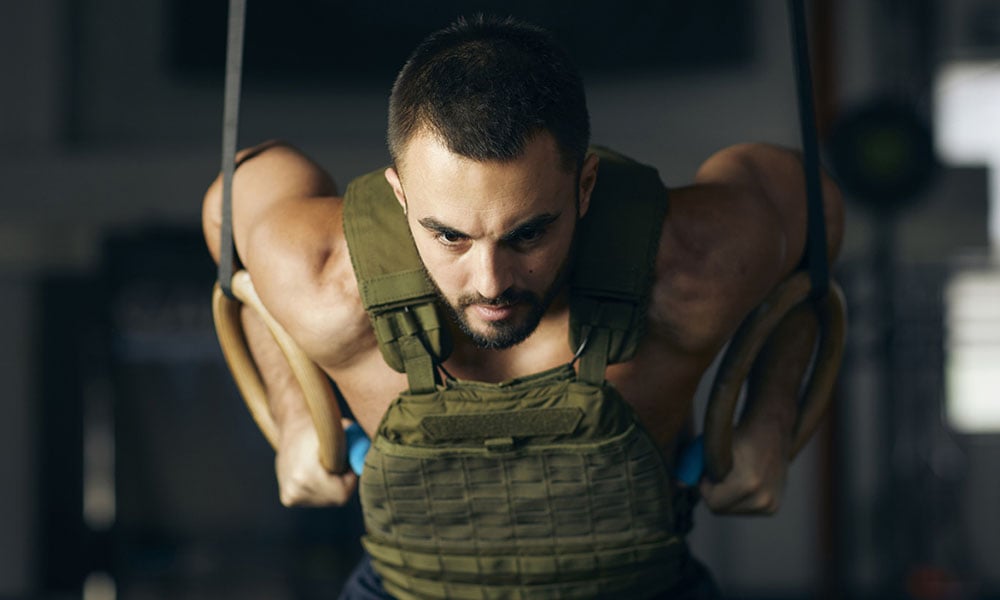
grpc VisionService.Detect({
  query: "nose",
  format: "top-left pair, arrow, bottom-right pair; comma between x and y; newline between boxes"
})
473,244 -> 514,299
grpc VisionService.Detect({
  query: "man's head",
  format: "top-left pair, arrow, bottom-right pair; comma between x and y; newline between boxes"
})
387,15 -> 590,171
384,17 -> 598,350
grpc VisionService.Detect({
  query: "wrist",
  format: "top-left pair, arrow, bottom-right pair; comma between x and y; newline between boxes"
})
743,410 -> 795,458
275,403 -> 313,441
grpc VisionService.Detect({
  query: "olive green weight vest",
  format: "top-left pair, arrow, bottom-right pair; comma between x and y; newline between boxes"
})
343,147 -> 689,599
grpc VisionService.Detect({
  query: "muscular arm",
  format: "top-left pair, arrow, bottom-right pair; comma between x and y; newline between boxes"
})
203,141 -> 358,506
682,143 -> 844,513
203,140 -> 338,265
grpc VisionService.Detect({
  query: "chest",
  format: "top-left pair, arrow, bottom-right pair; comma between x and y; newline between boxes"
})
330,325 -> 709,454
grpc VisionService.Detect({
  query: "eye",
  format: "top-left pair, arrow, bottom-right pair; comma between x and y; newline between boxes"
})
436,230 -> 467,246
515,228 -> 543,243
507,227 -> 546,247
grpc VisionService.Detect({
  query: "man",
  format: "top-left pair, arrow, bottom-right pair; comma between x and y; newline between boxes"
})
203,16 -> 843,600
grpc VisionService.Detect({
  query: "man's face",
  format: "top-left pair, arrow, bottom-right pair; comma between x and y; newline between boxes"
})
385,131 -> 596,350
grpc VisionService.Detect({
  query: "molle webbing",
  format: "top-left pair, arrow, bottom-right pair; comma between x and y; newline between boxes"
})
342,171 -> 450,393
360,366 -> 690,600
342,148 -> 679,598
570,146 -> 670,384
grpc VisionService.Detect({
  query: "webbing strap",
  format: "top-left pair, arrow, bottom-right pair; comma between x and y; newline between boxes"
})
577,325 -> 611,386
788,0 -> 830,301
217,0 -> 247,299
397,332 -> 438,394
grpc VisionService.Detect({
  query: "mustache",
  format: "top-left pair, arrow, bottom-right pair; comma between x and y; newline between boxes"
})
457,289 -> 537,309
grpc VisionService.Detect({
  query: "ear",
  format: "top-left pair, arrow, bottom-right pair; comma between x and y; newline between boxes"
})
384,167 -> 407,214
576,152 -> 600,219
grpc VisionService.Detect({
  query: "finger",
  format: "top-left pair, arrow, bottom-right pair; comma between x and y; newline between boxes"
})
714,490 -> 780,515
280,466 -> 358,507
699,478 -> 752,512
700,474 -> 782,514
317,470 -> 359,506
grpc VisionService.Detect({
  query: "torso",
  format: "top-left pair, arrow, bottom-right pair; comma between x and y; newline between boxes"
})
283,181 -> 766,470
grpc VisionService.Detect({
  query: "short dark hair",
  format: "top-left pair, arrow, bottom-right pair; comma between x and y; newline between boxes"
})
387,16 -> 590,171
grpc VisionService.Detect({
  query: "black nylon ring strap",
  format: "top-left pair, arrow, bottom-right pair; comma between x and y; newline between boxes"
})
218,0 -> 247,300
788,0 -> 830,301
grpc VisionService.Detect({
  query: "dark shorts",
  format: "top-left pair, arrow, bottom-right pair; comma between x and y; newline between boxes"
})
337,552 -> 721,600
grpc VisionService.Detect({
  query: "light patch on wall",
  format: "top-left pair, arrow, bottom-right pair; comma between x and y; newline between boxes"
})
935,60 -> 1000,247
83,572 -> 116,600
937,61 -> 1000,434
945,268 -> 1000,433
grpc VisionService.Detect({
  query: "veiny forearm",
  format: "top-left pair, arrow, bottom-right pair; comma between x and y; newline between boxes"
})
240,303 -> 359,506
239,304 -> 312,432
743,302 -> 820,450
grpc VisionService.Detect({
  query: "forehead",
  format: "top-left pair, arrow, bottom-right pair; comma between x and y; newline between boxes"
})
397,131 -> 575,226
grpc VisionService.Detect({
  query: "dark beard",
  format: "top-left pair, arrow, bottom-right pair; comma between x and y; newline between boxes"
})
425,259 -> 570,351
453,288 -> 546,350
420,190 -> 579,351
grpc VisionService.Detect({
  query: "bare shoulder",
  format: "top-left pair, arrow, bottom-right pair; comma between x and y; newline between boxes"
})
643,143 -> 843,353
248,197 -> 374,369
219,146 -> 373,368
645,182 -> 786,353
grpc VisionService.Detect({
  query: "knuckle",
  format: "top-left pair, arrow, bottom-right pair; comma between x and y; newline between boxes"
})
753,491 -> 780,514
279,487 -> 301,507
741,473 -> 763,494
279,473 -> 312,507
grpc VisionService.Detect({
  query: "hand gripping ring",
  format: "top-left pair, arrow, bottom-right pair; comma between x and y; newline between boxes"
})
212,270 -> 346,473
703,271 -> 847,482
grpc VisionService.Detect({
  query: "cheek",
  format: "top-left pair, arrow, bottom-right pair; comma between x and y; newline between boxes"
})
414,241 -> 466,290
523,248 -> 564,287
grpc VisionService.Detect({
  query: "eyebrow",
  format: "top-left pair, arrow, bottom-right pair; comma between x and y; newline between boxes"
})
417,213 -> 561,241
500,213 -> 561,243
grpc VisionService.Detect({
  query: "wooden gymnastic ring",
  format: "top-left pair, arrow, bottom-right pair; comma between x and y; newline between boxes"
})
212,269 -> 345,473
703,271 -> 847,482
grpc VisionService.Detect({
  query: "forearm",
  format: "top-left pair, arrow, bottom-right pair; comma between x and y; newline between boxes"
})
743,302 -> 820,451
699,302 -> 821,513
241,303 -> 358,506
240,303 -> 311,433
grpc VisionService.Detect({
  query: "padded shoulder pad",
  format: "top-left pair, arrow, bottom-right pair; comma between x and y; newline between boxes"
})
570,146 -> 669,365
342,170 -> 451,374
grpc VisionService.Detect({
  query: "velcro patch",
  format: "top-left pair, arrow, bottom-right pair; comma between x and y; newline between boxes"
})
420,408 -> 583,441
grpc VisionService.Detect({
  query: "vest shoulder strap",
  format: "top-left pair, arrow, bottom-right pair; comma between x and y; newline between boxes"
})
342,147 -> 669,388
570,146 -> 669,383
342,170 -> 449,392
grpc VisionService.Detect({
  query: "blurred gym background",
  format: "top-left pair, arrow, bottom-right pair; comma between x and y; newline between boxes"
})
1,0 -> 998,598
